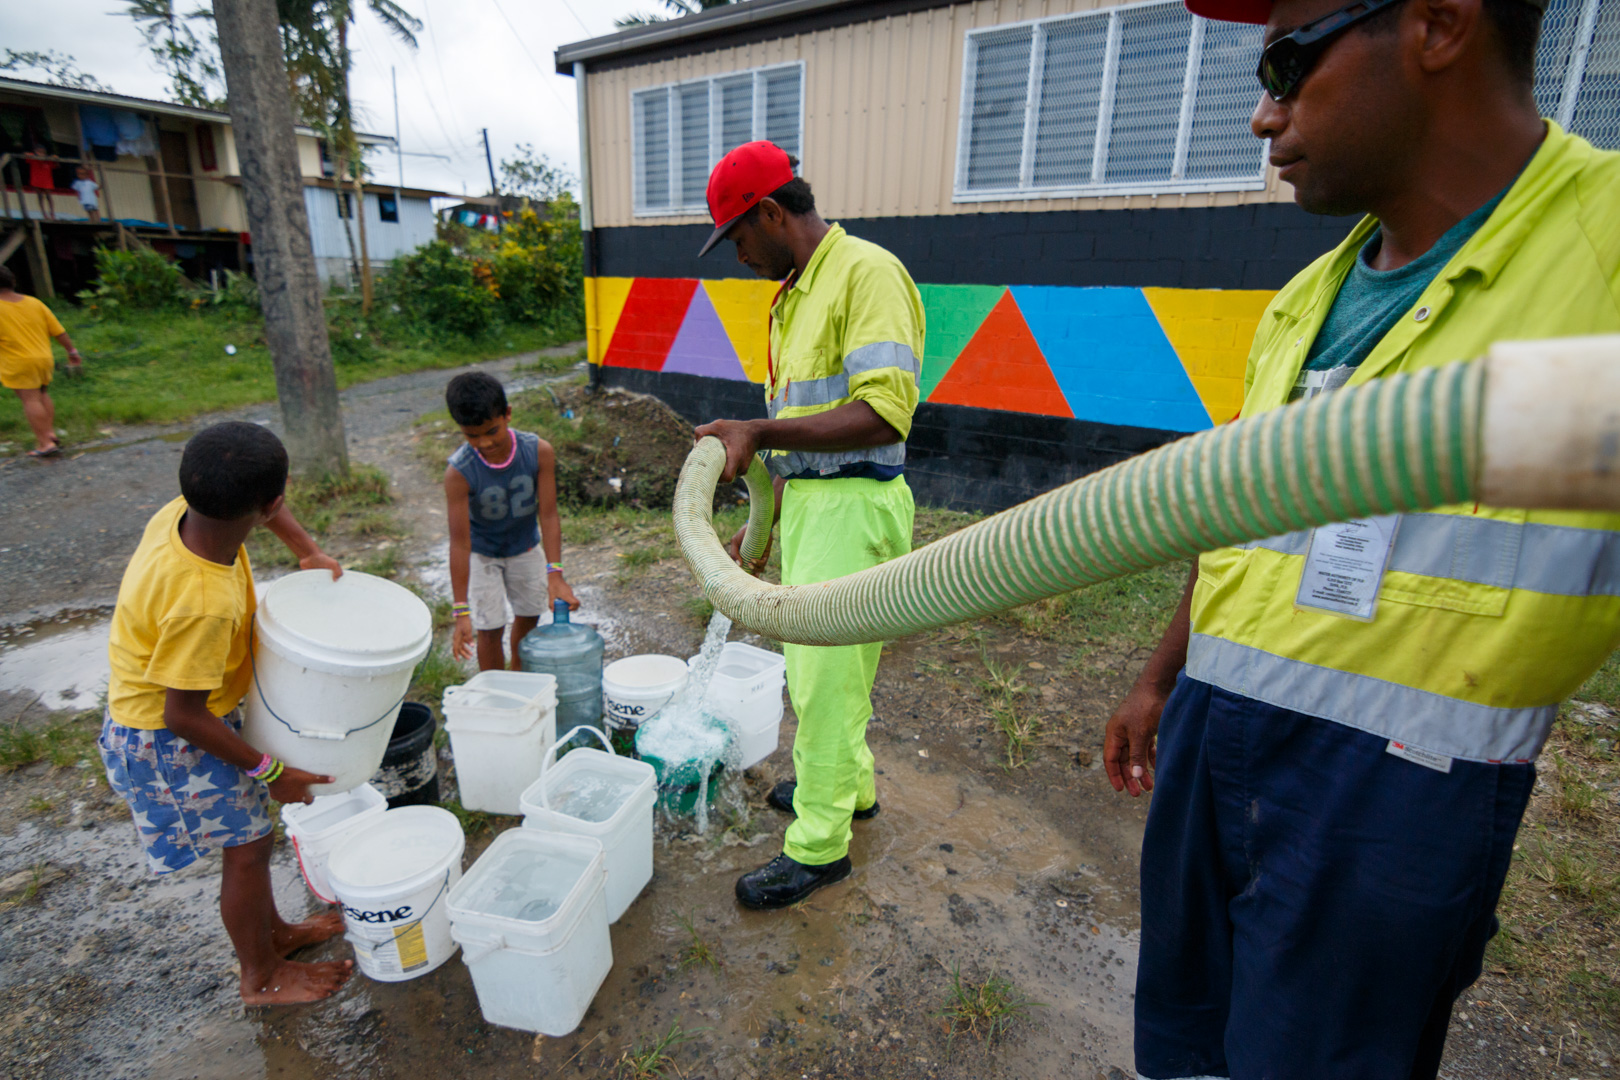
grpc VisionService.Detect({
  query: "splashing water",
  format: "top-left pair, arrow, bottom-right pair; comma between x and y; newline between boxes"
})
636,611 -> 734,833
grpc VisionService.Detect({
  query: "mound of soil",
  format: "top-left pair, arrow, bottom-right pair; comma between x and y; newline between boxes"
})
510,384 -> 735,510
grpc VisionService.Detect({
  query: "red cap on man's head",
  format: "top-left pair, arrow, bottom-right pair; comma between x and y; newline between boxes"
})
697,140 -> 796,257
1183,0 -> 1272,23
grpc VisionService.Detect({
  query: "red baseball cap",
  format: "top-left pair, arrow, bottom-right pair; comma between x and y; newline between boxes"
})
697,140 -> 796,257
1182,0 -> 1272,23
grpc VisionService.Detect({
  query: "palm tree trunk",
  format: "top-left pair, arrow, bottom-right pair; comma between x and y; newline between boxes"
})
214,0 -> 349,477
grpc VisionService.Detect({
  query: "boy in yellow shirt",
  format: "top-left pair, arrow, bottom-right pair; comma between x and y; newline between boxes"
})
99,421 -> 354,1004
0,264 -> 82,458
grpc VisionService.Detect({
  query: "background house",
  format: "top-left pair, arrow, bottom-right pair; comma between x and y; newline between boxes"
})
558,0 -> 1620,512
0,76 -> 445,297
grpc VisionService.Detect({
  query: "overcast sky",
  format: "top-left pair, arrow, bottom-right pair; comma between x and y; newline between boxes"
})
3,0 -> 665,197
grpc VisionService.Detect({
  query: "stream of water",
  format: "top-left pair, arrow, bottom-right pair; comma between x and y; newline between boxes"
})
634,611 -> 734,833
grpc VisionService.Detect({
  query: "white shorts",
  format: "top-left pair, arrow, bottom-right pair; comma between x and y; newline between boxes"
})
468,547 -> 548,631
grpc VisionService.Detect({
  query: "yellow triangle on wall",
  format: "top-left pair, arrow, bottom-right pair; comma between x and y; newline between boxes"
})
1141,287 -> 1276,425
704,278 -> 782,384
586,277 -> 635,364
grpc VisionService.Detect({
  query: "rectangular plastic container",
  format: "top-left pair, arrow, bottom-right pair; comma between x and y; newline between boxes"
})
520,726 -> 657,924
281,783 -> 388,903
447,829 -> 611,1036
692,642 -> 787,771
443,670 -> 558,815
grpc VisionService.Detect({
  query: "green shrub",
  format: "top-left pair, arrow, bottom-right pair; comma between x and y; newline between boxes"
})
494,241 -> 567,323
78,247 -> 190,310
389,241 -> 499,338
208,268 -> 260,312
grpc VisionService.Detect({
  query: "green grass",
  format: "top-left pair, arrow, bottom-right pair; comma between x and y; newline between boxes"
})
615,1023 -> 702,1080
936,965 -> 1043,1051
0,304 -> 581,448
245,463 -> 402,571
439,798 -> 502,837
676,913 -> 723,973
1577,651 -> 1620,709
409,643 -> 470,715
0,710 -> 102,771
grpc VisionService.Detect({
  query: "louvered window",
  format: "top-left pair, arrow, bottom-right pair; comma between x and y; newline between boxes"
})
1535,0 -> 1620,150
955,3 -> 1267,200
632,62 -> 805,216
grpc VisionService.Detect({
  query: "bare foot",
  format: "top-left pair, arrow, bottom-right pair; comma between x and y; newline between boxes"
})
239,958 -> 354,1005
272,909 -> 346,956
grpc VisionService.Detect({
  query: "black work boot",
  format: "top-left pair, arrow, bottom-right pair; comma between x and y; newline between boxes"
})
736,852 -> 852,910
766,780 -> 879,820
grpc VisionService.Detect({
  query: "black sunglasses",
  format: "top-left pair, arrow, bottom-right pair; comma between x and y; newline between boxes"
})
1256,0 -> 1405,101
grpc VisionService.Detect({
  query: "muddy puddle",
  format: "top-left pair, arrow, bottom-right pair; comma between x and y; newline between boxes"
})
0,614 -> 111,718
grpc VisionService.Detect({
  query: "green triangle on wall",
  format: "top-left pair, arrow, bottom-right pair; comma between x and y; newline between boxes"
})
917,284 -> 1008,402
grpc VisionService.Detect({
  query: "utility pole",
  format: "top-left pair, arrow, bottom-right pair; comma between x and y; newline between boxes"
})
481,127 -> 502,233
392,66 -> 405,193
214,0 -> 349,477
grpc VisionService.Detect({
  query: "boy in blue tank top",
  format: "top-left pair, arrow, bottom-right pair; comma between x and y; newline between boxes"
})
444,372 -> 578,671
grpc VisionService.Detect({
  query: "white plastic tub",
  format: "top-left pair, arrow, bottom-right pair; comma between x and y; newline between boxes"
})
281,783 -> 387,903
443,671 -> 558,815
602,654 -> 688,734
519,726 -> 656,924
328,805 -> 465,982
690,642 -> 787,770
242,571 -> 433,795
448,829 -> 611,1036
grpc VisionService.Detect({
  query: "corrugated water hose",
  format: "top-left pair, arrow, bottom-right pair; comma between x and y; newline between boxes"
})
673,337 -> 1620,647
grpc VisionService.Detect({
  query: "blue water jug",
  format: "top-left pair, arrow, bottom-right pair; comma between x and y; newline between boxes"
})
519,600 -> 604,739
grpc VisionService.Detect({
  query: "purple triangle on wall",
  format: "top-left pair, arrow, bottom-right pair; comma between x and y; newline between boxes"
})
661,285 -> 749,381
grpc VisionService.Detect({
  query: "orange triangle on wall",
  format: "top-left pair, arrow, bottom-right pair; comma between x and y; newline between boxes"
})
929,291 -> 1072,418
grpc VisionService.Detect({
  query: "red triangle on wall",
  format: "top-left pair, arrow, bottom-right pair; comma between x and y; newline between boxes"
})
603,278 -> 700,371
929,291 -> 1072,417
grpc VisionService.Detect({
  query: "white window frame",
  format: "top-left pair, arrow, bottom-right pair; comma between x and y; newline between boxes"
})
953,0 -> 1268,203
630,60 -> 807,217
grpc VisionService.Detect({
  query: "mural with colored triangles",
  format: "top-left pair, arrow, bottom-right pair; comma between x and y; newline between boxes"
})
585,276 -> 1274,431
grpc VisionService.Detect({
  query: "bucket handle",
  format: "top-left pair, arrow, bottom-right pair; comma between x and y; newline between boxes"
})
341,868 -> 452,955
443,685 -> 548,708
452,929 -> 507,966
536,725 -> 615,810
251,650 -> 407,741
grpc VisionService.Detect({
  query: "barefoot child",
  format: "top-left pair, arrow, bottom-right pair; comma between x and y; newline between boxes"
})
98,421 -> 355,1005
444,371 -> 578,670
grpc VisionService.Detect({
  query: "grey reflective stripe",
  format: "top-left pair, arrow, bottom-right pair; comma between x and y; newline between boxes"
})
1185,633 -> 1556,763
1233,514 -> 1620,596
767,441 -> 906,478
783,372 -> 849,409
844,341 -> 920,379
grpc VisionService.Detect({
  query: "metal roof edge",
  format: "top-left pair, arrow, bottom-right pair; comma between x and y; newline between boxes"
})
0,76 -> 395,147
553,0 -> 863,73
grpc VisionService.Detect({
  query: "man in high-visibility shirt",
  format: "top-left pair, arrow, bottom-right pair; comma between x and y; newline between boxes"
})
1102,0 -> 1620,1075
693,141 -> 924,910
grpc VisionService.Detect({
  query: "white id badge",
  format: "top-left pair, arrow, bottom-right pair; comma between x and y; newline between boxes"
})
1295,515 -> 1401,621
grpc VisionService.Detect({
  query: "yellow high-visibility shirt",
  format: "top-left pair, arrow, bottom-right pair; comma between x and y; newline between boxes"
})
1190,122 -> 1620,765
765,225 -> 925,479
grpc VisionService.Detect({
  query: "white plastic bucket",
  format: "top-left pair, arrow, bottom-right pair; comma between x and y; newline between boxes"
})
328,805 -> 465,982
281,783 -> 387,903
444,671 -> 558,815
243,570 -> 433,796
690,642 -> 787,770
448,829 -> 612,1036
520,725 -> 656,924
601,654 -> 688,734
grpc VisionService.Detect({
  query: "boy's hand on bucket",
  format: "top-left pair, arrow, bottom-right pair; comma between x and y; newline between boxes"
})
270,766 -> 336,805
451,615 -> 475,661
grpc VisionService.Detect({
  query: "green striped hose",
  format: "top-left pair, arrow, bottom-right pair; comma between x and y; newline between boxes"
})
671,351 -> 1603,647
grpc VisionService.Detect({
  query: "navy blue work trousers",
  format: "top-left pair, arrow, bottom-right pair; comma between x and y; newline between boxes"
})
1135,674 -> 1534,1080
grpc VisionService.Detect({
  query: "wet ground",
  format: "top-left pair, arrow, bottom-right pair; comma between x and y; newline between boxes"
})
0,350 -> 1608,1080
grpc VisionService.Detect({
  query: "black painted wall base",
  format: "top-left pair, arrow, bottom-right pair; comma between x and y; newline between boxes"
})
598,366 -> 1184,513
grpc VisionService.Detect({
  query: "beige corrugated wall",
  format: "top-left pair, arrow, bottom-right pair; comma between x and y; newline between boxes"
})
586,0 -> 1290,229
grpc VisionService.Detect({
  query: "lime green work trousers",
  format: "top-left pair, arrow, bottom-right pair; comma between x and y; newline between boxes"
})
779,475 -> 915,866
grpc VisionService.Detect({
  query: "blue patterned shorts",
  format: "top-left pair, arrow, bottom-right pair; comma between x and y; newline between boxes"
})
98,709 -> 272,874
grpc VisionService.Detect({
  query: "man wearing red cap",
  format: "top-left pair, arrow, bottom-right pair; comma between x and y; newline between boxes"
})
693,141 -> 925,910
1103,0 -> 1620,1075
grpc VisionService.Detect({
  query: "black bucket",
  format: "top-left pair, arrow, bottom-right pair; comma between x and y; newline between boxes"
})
371,702 -> 439,808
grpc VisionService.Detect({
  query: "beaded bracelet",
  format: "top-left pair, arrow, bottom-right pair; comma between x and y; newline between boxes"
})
546,562 -> 563,575
261,760 -> 285,785
247,753 -> 274,778
451,601 -> 471,618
